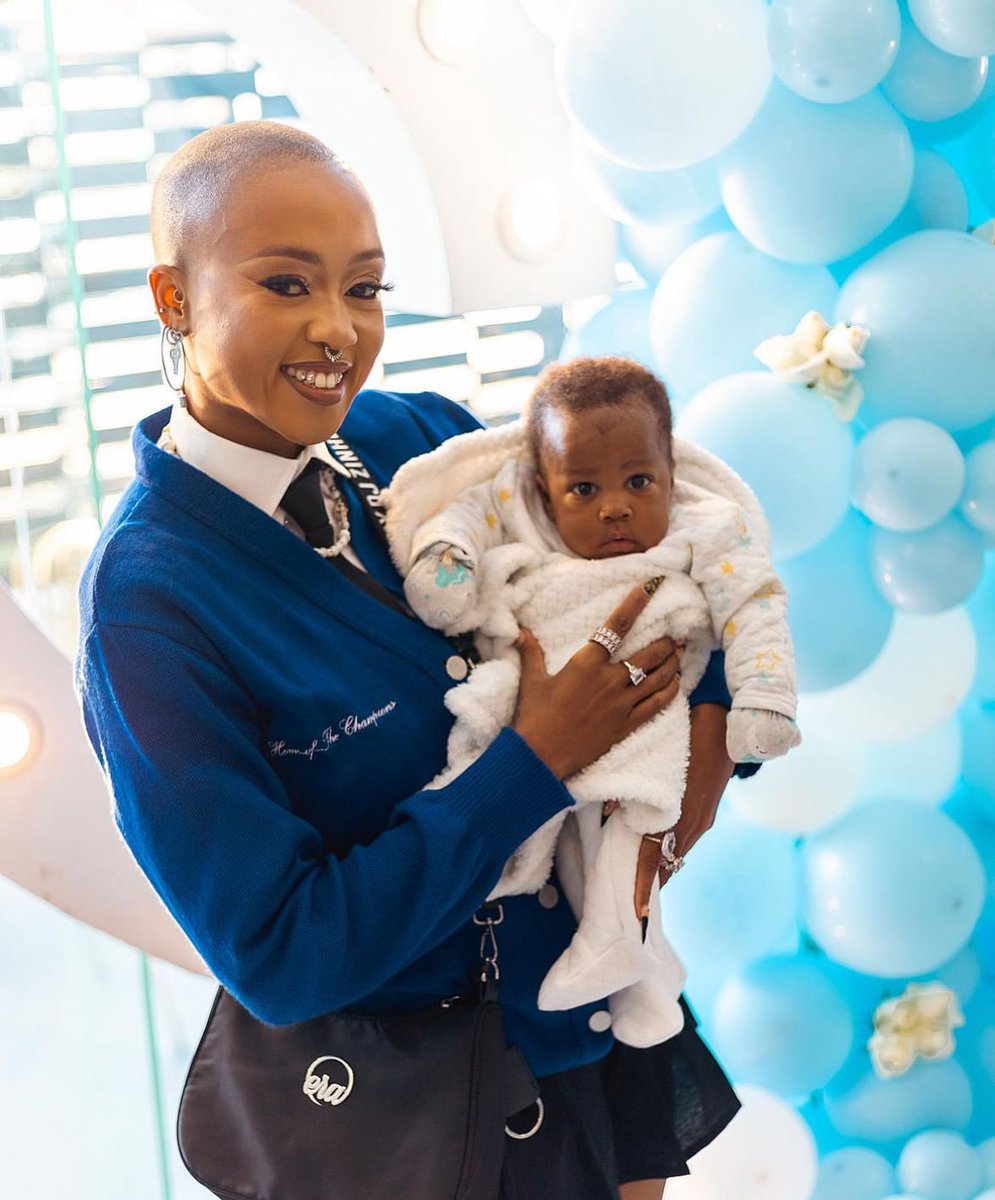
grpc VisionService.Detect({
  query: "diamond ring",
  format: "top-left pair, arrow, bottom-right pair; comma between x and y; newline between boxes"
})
623,659 -> 647,686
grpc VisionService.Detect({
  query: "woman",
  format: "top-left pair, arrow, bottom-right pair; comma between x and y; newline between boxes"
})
77,120 -> 744,1199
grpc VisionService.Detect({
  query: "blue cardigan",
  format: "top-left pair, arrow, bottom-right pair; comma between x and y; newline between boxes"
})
76,389 -> 738,1078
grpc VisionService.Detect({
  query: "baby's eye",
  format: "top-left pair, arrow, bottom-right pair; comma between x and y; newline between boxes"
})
571,481 -> 596,498
348,279 -> 395,300
628,474 -> 653,490
261,275 -> 309,297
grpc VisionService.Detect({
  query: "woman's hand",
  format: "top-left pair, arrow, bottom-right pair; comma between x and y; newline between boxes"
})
511,583 -> 682,781
632,701 -> 736,920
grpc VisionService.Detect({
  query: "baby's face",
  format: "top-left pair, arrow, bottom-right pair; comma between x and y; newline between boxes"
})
536,400 -> 673,559
168,161 -> 388,456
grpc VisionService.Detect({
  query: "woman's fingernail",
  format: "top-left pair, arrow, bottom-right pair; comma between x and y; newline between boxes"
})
644,576 -> 665,596
640,916 -> 649,944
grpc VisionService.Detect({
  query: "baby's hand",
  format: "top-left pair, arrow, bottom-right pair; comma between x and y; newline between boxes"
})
404,542 -> 478,630
726,709 -> 801,763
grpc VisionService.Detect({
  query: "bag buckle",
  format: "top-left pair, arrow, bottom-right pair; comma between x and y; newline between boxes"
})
473,902 -> 503,983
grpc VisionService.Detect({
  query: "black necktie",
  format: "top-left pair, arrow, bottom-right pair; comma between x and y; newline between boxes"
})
281,458 -> 339,550
281,458 -> 414,619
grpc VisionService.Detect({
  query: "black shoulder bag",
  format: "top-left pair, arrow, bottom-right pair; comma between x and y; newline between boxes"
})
177,437 -> 539,1200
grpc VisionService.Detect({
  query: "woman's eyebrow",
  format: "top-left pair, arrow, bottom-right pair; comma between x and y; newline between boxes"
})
241,245 -> 322,265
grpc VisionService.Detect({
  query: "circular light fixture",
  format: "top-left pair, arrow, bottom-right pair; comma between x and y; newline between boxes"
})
498,179 -> 563,264
0,704 -> 41,775
416,0 -> 492,63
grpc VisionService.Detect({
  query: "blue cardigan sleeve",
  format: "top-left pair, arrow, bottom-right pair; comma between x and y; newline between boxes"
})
78,619 -> 572,1025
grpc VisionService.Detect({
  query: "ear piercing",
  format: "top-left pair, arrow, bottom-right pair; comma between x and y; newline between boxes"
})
323,345 -> 345,364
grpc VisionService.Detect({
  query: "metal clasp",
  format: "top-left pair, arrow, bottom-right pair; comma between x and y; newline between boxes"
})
473,902 -> 504,983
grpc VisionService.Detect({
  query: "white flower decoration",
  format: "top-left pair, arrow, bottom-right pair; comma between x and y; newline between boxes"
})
754,309 -> 870,422
867,982 -> 965,1080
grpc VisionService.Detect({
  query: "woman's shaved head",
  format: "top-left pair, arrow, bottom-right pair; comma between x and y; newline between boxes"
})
151,120 -> 350,266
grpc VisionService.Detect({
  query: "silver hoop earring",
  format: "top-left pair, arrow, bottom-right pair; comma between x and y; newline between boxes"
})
323,344 -> 344,365
161,325 -> 186,393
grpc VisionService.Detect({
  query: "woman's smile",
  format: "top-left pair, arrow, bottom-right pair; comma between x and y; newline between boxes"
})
281,361 -> 350,407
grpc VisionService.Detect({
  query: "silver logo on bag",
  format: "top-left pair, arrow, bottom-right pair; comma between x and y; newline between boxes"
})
303,1056 -> 355,1107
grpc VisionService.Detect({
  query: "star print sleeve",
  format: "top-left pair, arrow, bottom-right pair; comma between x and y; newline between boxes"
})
686,503 -> 799,720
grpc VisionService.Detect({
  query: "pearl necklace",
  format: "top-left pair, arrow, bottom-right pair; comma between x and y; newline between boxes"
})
157,423 -> 352,558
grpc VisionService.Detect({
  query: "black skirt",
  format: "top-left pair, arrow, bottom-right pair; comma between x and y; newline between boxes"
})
499,996 -> 740,1199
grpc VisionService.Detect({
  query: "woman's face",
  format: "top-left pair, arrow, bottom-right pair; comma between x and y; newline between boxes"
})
161,161 -> 388,457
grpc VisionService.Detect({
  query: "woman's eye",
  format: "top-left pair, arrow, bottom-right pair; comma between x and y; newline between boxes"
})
571,482 -> 596,498
628,474 -> 652,490
261,276 -> 309,297
348,279 -> 395,300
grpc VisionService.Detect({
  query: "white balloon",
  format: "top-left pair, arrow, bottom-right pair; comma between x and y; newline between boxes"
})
517,0 -> 575,39
860,716 -> 962,804
679,1084 -> 818,1200
801,609 -> 977,743
726,720 -> 864,834
909,0 -> 995,56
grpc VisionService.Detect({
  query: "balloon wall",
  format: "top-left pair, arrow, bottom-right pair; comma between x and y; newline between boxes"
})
525,0 -> 995,1193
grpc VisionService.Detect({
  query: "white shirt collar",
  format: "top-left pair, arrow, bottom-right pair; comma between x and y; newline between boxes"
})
167,397 -> 350,519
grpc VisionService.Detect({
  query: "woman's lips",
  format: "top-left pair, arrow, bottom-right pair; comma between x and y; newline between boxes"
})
281,363 -> 348,406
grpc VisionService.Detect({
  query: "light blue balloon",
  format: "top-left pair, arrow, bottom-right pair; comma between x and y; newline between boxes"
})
803,799 -> 987,976
555,0 -> 772,170
898,1130 -> 985,1200
769,0 -> 900,104
852,419 -> 965,531
909,0 -> 995,56
965,557 -> 995,701
870,515 -> 985,613
659,807 -> 799,977
709,953 -> 854,1096
960,703 -> 995,795
719,82 -> 913,263
882,14 -> 988,122
649,230 -> 839,407
812,1147 -> 897,1200
618,209 -> 733,286
778,510 -> 894,690
829,150 -> 968,283
978,1138 -> 995,1185
959,440 -> 995,537
559,287 -> 657,370
824,1058 -> 973,1143
835,230 -> 995,432
959,982 -> 995,1143
572,137 -> 722,227
676,371 -> 854,558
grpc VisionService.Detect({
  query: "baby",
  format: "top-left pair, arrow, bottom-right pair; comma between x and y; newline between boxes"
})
384,356 -> 800,1046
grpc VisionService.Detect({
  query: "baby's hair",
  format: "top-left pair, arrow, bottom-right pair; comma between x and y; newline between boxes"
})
525,356 -> 674,466
151,120 -> 352,266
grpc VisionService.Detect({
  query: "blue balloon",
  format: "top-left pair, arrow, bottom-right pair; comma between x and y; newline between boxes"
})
719,82 -> 913,263
853,419 -> 965,531
676,371 -> 854,558
824,1058 -> 973,1143
555,0 -> 772,169
572,137 -> 722,227
778,510 -> 894,690
959,440 -> 995,537
659,807 -> 799,977
618,209 -> 733,286
897,1130 -> 985,1200
768,0 -> 900,104
958,982 -> 995,1143
811,1147 -> 897,1200
835,231 -> 995,432
803,799 -> 987,976
870,515 -> 985,613
942,787 -> 995,922
649,230 -> 839,407
559,287 -> 657,370
909,0 -> 995,56
829,150 -> 968,282
965,557 -> 995,702
709,953 -> 854,1096
960,703 -> 995,795
882,13 -> 988,122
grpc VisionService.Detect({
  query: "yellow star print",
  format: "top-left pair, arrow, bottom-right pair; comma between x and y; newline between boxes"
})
725,620 -> 738,639
497,488 -> 512,503
755,649 -> 784,674
485,512 -> 498,529
720,561 -> 735,575
753,582 -> 777,600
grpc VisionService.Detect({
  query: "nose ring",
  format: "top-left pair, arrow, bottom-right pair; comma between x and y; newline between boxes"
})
323,345 -> 345,364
